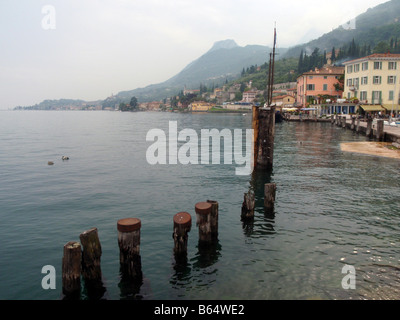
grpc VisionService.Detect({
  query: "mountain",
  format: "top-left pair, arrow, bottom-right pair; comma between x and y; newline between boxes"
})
116,40 -> 287,102
283,0 -> 400,58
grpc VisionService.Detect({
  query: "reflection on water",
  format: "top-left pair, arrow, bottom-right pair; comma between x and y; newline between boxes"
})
0,112 -> 399,300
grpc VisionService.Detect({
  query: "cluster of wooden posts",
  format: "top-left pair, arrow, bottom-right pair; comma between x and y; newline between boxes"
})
331,114 -> 385,141
61,200 -> 222,299
61,187 -> 277,299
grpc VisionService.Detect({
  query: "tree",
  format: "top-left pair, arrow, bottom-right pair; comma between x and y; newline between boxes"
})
130,96 -> 138,110
374,41 -> 390,53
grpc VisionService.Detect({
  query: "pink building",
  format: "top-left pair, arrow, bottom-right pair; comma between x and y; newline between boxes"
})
296,66 -> 344,107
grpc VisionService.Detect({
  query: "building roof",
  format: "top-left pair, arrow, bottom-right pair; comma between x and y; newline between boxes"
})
343,53 -> 400,65
298,66 -> 344,77
272,95 -> 294,100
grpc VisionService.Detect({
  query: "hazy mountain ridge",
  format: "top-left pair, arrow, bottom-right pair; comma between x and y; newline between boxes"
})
284,0 -> 400,57
15,0 -> 400,109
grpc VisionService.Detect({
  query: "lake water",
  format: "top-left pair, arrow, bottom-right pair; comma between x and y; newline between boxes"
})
0,111 -> 399,300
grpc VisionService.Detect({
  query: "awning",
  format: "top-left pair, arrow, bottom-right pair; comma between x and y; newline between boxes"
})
282,108 -> 298,112
360,105 -> 387,112
383,104 -> 400,111
301,108 -> 317,111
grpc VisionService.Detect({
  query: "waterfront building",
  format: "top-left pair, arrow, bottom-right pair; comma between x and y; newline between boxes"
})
242,90 -> 258,103
296,66 -> 344,108
272,95 -> 296,110
343,53 -> 400,116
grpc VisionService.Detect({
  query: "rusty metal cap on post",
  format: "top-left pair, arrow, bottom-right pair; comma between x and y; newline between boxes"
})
117,218 -> 141,232
195,202 -> 212,215
174,212 -> 192,228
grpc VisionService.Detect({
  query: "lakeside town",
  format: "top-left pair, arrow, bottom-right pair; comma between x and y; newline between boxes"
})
20,51 -> 400,122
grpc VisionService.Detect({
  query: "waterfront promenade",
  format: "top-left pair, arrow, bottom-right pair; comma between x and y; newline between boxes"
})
284,114 -> 400,144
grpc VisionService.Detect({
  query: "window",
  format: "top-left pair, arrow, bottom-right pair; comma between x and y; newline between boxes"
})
361,77 -> 368,85
347,79 -> 353,86
354,64 -> 360,72
389,91 -> 394,101
388,62 -> 397,70
307,84 -> 315,91
323,84 -> 328,91
372,91 -> 382,103
362,62 -> 368,71
347,65 -> 353,73
354,78 -> 359,87
324,76 -> 328,79
360,91 -> 367,101
373,76 -> 382,84
388,76 -> 397,84
374,61 -> 382,70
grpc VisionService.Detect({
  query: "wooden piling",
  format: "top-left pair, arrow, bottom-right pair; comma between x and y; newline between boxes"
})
241,191 -> 255,220
79,227 -> 105,299
117,218 -> 142,280
366,118 -> 373,138
254,107 -> 275,170
341,116 -> 346,128
264,183 -> 276,210
331,115 -> 335,125
351,116 -> 356,130
207,200 -> 219,240
173,212 -> 192,256
195,202 -> 213,243
62,241 -> 81,299
376,119 -> 384,141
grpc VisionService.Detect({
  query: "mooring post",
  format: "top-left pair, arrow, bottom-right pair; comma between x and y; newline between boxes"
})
331,115 -> 335,125
117,218 -> 143,281
376,119 -> 384,141
62,241 -> 81,299
366,118 -> 373,138
173,212 -> 192,256
207,200 -> 219,240
195,202 -> 213,243
241,191 -> 255,220
79,228 -> 105,298
255,107 -> 275,170
343,116 -> 347,128
351,116 -> 356,130
335,114 -> 339,126
264,183 -> 277,210
356,117 -> 361,133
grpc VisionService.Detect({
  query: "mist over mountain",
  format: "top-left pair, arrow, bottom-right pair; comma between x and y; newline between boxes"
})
116,40 -> 283,103
16,0 -> 400,109
283,0 -> 400,58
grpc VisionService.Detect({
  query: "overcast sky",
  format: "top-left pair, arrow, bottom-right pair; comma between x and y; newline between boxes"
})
0,0 -> 389,109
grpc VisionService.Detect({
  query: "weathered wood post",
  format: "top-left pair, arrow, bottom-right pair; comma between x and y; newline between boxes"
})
195,202 -> 212,243
80,227 -> 105,299
264,183 -> 277,211
207,200 -> 219,240
241,191 -> 255,220
117,218 -> 142,281
341,116 -> 347,128
331,115 -> 335,125
356,117 -> 361,133
335,114 -> 339,126
173,212 -> 192,256
351,116 -> 356,130
62,241 -> 81,299
376,119 -> 384,141
254,106 -> 275,170
366,118 -> 373,138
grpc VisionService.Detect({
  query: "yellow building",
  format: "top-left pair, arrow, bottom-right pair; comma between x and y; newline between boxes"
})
190,102 -> 215,112
343,53 -> 400,114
